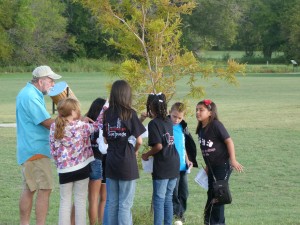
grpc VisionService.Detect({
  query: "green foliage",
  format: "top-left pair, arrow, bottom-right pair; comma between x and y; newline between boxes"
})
1,0 -> 68,66
236,0 -> 289,59
0,0 -> 16,63
0,30 -> 12,63
280,0 -> 300,62
63,1 -> 120,60
182,0 -> 244,51
0,55 -> 293,75
77,0 -> 244,111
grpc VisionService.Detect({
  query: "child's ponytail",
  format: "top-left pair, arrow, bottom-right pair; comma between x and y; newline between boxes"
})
54,116 -> 66,139
54,97 -> 81,139
147,93 -> 168,120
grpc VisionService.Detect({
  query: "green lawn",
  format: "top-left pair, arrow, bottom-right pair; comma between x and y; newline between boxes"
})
0,72 -> 300,225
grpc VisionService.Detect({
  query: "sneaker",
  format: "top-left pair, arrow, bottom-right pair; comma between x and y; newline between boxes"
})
174,214 -> 186,223
174,220 -> 183,225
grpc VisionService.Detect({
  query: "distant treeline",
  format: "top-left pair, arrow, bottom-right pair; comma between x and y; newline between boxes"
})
1,0 -> 299,66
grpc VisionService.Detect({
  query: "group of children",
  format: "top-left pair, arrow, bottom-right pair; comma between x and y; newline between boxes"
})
49,79 -> 243,225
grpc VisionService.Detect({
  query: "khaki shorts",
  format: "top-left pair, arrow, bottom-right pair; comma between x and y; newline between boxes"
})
21,157 -> 54,192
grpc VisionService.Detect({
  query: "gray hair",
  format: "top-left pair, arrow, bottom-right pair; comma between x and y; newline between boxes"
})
31,76 -> 41,84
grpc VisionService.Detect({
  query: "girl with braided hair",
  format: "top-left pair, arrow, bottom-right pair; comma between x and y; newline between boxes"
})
142,93 -> 180,225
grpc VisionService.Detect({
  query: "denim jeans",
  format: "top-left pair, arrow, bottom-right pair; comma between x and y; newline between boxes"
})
153,178 -> 177,225
204,162 -> 231,225
106,178 -> 136,225
103,178 -> 110,225
173,171 -> 188,218
89,158 -> 103,180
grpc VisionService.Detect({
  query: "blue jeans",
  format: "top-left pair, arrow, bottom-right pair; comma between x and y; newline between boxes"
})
89,158 -> 103,180
103,178 -> 110,225
204,162 -> 231,225
153,178 -> 177,225
106,178 -> 136,225
173,171 -> 188,218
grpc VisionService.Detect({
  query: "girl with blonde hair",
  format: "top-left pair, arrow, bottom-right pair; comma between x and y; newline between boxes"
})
50,97 -> 107,225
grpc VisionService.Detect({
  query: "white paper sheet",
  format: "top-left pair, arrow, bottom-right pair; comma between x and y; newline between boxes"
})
142,157 -> 153,173
141,125 -> 148,138
194,168 -> 208,190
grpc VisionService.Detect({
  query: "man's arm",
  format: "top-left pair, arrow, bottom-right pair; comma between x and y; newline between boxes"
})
41,118 -> 55,130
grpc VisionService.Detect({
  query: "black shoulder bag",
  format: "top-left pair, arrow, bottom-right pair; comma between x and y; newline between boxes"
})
206,158 -> 232,205
200,129 -> 232,205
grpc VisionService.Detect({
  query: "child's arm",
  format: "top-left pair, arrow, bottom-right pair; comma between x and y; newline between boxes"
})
224,137 -> 244,172
134,136 -> 143,156
201,163 -> 208,174
185,151 -> 193,168
86,100 -> 109,135
95,100 -> 109,129
141,143 -> 162,161
49,126 -> 57,163
139,112 -> 148,123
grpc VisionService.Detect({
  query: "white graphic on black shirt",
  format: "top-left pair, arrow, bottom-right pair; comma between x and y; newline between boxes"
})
163,132 -> 174,146
107,118 -> 127,138
199,137 -> 215,156
207,140 -> 213,147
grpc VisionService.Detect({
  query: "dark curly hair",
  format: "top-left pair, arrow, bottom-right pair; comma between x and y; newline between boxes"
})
146,93 -> 168,121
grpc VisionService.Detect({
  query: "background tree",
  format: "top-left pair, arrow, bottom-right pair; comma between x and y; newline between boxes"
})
181,0 -> 244,52
235,0 -> 287,60
2,0 -> 68,65
0,0 -> 16,64
235,1 -> 262,57
258,0 -> 286,59
280,0 -> 300,62
77,0 -> 245,111
62,0 -> 120,60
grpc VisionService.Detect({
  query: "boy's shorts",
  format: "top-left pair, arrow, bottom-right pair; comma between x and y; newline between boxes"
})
21,157 -> 54,192
89,159 -> 103,181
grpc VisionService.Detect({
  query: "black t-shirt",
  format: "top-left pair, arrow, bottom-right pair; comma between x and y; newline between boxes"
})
90,131 -> 103,160
198,120 -> 230,166
103,109 -> 146,180
148,117 -> 180,179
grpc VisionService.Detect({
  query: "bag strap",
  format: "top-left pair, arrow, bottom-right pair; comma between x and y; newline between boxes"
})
200,128 -> 229,182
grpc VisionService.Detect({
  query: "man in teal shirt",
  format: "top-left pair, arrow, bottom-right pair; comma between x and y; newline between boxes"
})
16,65 -> 61,225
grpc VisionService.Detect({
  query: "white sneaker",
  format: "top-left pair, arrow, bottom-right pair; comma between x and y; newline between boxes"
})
174,221 -> 183,225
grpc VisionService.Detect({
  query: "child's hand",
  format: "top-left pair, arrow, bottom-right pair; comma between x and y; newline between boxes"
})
139,112 -> 148,122
103,99 -> 109,110
187,160 -> 193,169
81,116 -> 94,123
142,153 -> 149,161
186,161 -> 193,173
231,160 -> 244,173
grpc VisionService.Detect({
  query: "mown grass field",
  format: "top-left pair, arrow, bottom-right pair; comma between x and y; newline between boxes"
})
0,71 -> 300,225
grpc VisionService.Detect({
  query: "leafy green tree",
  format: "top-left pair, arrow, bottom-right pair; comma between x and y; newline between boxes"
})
181,0 -> 244,52
0,0 -> 17,64
77,0 -> 245,110
3,0 -> 68,65
280,0 -> 300,62
259,0 -> 287,59
236,0 -> 287,59
235,1 -> 262,57
62,1 -> 120,60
